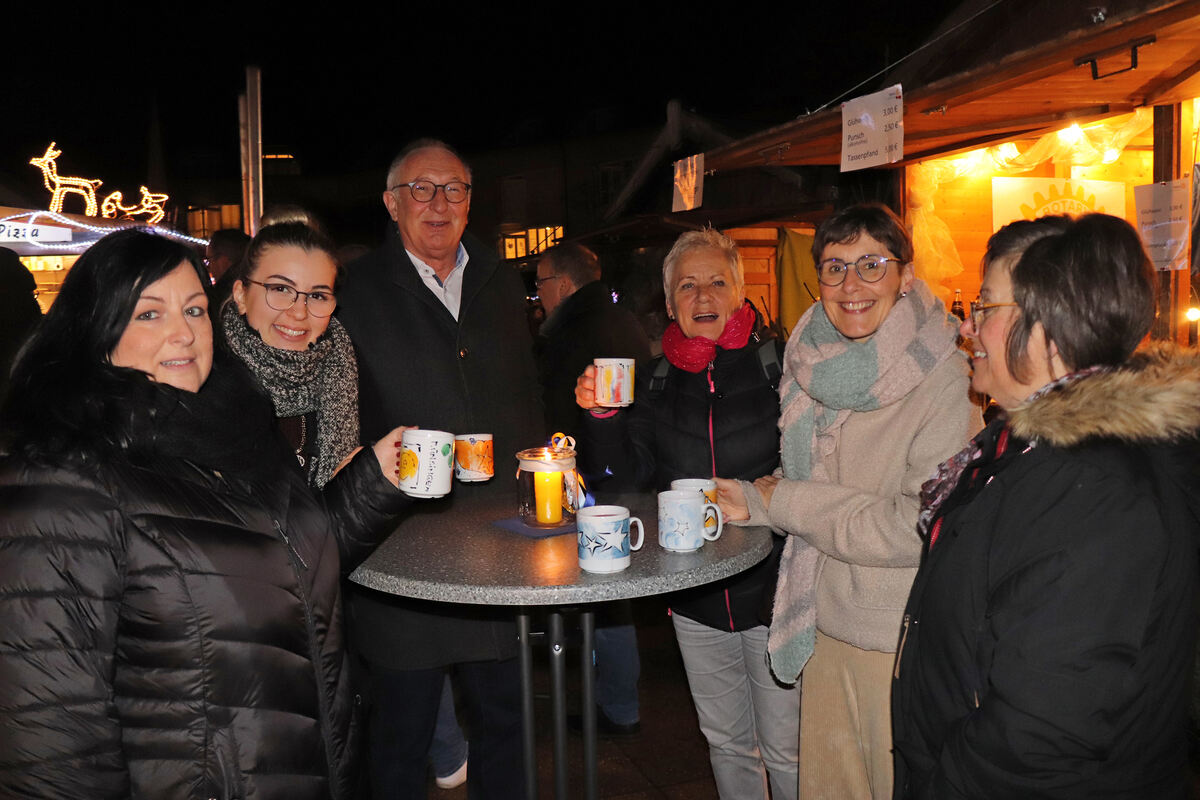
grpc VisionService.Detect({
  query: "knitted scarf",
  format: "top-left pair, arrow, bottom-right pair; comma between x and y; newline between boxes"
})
221,303 -> 359,488
768,278 -> 959,683
661,301 -> 757,372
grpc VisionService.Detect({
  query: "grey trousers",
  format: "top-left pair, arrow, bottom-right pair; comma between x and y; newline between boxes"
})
672,614 -> 800,800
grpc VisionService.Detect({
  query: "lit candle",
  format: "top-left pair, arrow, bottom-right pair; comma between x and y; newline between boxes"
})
534,470 -> 564,525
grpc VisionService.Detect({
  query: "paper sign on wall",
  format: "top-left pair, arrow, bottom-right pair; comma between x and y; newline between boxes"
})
673,154 -> 704,212
991,177 -> 1124,230
1191,168 -> 1200,275
840,84 -> 903,172
1135,179 -> 1190,272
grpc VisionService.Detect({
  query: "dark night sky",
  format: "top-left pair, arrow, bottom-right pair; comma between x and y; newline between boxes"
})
5,2 -> 961,210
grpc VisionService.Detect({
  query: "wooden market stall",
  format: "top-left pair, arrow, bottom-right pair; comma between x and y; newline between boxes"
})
702,0 -> 1200,343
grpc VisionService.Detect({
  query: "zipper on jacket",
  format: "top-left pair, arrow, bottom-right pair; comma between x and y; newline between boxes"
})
274,517 -> 341,799
706,363 -> 717,478
274,519 -> 309,571
709,363 -> 734,632
894,614 -> 913,679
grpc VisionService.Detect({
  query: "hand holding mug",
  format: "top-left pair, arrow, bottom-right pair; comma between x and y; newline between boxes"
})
372,425 -> 416,488
575,365 -> 600,411
715,477 -> 750,522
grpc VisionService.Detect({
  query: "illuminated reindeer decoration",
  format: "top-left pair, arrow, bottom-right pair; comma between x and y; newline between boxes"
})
29,142 -> 104,216
29,142 -> 170,224
101,187 -> 168,225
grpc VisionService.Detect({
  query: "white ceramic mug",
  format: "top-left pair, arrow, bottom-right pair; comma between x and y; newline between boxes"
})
670,478 -> 719,535
454,433 -> 494,482
658,489 -> 723,552
398,429 -> 454,498
593,358 -> 635,407
577,505 -> 644,573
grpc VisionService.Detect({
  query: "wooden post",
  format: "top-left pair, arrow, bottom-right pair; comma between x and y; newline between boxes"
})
1152,104 -> 1182,341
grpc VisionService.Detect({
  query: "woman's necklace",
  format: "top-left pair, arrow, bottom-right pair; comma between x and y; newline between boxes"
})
296,415 -> 307,467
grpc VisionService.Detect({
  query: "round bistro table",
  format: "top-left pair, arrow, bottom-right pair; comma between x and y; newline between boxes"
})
350,494 -> 774,800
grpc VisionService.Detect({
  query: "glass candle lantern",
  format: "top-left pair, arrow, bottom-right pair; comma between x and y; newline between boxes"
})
516,442 -> 579,528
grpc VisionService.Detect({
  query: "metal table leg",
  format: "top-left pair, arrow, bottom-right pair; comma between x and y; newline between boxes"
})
548,611 -> 568,799
580,609 -> 597,800
516,611 -> 537,800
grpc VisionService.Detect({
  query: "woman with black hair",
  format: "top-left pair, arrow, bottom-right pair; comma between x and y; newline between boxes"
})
0,228 -> 409,799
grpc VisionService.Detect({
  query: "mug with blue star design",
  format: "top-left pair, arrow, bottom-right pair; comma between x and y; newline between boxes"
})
658,489 -> 723,552
577,505 -> 644,573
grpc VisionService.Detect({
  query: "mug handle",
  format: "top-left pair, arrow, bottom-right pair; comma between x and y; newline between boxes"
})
628,517 -> 644,551
701,503 -> 723,540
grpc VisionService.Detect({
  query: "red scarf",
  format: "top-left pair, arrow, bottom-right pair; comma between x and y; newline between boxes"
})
661,301 -> 756,373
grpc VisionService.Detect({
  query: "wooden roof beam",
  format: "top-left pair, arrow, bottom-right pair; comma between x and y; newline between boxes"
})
1139,54 -> 1200,105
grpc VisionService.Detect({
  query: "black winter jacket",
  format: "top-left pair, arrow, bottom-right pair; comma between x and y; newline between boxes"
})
0,390 -> 406,799
579,320 -> 784,630
535,279 -> 652,438
338,229 -> 545,669
892,345 -> 1200,800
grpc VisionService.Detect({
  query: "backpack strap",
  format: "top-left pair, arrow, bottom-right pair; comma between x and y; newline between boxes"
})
756,338 -> 783,391
647,355 -> 671,397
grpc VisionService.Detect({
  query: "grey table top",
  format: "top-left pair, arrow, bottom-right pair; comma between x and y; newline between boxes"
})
350,494 -> 774,606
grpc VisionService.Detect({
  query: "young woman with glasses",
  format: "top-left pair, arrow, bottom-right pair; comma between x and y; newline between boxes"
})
222,221 -> 362,487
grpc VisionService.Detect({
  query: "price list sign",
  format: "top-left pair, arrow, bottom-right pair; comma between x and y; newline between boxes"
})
1135,179 -> 1190,271
840,84 -> 904,172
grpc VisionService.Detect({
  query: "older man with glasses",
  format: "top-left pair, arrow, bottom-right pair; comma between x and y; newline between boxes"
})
338,139 -> 543,799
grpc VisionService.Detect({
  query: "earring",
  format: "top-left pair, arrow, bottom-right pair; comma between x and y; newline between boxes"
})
898,291 -> 908,299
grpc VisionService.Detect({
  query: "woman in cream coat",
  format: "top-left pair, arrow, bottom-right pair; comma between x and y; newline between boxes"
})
719,204 -> 980,800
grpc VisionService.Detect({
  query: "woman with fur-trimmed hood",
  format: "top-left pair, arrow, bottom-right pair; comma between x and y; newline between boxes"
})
892,214 -> 1200,799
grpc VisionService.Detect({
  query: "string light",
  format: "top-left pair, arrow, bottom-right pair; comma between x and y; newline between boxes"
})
29,142 -> 170,224
100,186 -> 169,225
0,210 -> 208,251
29,142 -> 103,216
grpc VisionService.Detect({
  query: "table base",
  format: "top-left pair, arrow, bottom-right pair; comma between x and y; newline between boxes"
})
517,608 -> 597,800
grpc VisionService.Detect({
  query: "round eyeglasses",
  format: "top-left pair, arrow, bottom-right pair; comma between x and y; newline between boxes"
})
389,180 -> 472,204
246,279 -> 336,317
967,299 -> 1018,331
816,255 -> 903,287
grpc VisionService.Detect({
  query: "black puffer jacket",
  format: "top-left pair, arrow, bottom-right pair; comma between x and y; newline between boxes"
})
579,320 -> 784,630
0,374 -> 406,799
892,345 -> 1200,800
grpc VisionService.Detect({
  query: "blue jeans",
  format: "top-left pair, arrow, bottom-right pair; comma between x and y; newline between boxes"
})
429,675 -> 468,779
594,622 -> 640,725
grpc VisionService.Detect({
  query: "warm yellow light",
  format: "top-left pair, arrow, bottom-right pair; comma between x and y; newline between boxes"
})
1102,147 -> 1121,164
101,186 -> 169,225
30,143 -> 168,223
534,470 -> 564,524
1186,307 -> 1200,322
1057,124 -> 1085,144
954,149 -> 986,172
997,142 -> 1020,160
29,142 -> 102,216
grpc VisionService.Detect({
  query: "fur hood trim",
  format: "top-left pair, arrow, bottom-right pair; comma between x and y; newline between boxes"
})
1008,343 -> 1200,447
